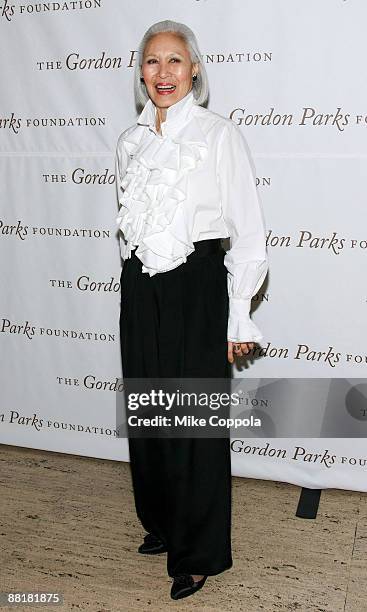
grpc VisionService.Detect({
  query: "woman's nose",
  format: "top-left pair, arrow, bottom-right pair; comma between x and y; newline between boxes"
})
157,63 -> 171,79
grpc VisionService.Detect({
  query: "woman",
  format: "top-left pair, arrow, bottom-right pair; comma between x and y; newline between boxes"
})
115,19 -> 268,600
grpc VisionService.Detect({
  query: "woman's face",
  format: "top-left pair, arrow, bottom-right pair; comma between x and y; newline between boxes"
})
141,32 -> 199,110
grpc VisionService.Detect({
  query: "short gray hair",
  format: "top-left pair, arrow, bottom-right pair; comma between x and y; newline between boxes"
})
134,20 -> 209,110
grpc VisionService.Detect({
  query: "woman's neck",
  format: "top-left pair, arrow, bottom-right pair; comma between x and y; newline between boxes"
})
155,106 -> 167,135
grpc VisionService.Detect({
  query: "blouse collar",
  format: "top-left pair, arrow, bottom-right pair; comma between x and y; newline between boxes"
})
137,89 -> 196,138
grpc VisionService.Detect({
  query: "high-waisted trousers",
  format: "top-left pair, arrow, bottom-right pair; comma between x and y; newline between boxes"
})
119,238 -> 233,577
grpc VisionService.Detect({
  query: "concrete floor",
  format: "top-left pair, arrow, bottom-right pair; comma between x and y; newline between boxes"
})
0,444 -> 366,612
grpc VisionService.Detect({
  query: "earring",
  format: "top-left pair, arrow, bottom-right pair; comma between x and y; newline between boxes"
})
192,74 -> 197,81
140,76 -> 144,82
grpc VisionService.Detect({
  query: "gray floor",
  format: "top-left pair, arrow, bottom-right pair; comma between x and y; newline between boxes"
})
0,444 -> 366,611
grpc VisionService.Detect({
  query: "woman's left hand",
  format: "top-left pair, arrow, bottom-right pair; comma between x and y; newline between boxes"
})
227,341 -> 255,363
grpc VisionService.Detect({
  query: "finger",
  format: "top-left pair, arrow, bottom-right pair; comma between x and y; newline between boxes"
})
242,342 -> 255,354
227,342 -> 234,363
233,344 -> 244,359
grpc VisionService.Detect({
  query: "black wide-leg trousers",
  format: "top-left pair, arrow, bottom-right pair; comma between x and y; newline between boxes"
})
119,238 -> 233,577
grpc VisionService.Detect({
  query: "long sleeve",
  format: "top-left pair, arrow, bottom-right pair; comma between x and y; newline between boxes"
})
115,132 -> 129,205
216,120 -> 268,343
114,131 -> 131,261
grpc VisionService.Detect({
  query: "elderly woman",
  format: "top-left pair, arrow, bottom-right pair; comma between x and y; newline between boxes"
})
115,19 -> 268,600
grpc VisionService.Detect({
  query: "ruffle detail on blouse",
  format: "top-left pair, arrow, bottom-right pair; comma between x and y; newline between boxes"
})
227,311 -> 264,344
115,116 -> 208,275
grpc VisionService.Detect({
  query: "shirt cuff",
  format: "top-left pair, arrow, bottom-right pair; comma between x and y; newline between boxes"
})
227,297 -> 264,343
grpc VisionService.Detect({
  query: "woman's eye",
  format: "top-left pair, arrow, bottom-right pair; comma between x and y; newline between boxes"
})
146,58 -> 180,64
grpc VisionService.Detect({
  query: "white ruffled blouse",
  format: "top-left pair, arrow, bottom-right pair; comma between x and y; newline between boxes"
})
115,89 -> 268,343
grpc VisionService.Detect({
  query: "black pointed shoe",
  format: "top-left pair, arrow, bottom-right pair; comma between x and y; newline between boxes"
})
170,574 -> 208,600
138,532 -> 168,555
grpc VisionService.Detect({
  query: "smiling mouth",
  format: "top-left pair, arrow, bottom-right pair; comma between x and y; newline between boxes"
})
155,84 -> 176,93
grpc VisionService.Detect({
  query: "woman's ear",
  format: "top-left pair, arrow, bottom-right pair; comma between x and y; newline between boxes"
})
192,62 -> 200,77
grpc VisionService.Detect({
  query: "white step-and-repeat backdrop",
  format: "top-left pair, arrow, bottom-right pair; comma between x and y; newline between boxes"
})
1,1 -> 366,491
